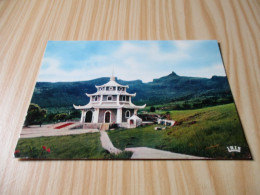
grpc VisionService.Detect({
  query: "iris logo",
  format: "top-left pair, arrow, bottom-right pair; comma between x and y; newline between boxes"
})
227,146 -> 241,153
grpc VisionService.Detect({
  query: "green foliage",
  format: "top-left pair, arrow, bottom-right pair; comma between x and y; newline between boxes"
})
144,94 -> 235,113
108,103 -> 251,159
54,113 -> 68,121
46,112 -> 56,122
43,110 -> 81,124
17,145 -> 51,158
16,133 -> 106,159
15,133 -> 133,159
150,106 -> 156,112
69,110 -> 81,118
24,103 -> 47,127
105,151 -> 133,159
30,73 -> 232,112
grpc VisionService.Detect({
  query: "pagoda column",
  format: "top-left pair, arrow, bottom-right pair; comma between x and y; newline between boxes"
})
116,94 -> 120,106
116,108 -> 122,123
93,108 -> 99,123
80,110 -> 86,123
99,95 -> 103,105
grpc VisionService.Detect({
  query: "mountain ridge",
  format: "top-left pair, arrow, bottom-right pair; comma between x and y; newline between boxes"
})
31,72 -> 232,111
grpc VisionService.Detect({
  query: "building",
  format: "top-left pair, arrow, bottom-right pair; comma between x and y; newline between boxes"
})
73,75 -> 146,128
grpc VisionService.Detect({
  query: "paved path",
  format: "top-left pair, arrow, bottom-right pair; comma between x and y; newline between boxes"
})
100,131 -> 122,154
20,125 -> 99,138
125,147 -> 206,159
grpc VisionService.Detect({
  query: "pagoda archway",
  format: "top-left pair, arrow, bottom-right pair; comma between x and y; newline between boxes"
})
85,111 -> 93,123
104,111 -> 111,123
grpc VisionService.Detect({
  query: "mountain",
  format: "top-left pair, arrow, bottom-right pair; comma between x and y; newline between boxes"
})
31,72 -> 232,111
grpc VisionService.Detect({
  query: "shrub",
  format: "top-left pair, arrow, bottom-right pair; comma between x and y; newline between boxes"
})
150,106 -> 156,112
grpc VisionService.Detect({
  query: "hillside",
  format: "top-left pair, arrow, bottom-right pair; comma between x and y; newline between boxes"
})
108,103 -> 251,159
31,71 -> 232,112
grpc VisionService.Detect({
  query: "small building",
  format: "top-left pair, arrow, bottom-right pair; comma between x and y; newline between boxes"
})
127,115 -> 142,128
157,119 -> 176,126
73,75 -> 146,128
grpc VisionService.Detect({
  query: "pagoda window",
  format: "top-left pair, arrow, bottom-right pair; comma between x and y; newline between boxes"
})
93,96 -> 98,101
107,96 -> 113,101
125,110 -> 130,118
109,86 -> 114,91
122,95 -> 126,101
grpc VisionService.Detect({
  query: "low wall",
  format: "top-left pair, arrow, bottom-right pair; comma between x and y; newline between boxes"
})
70,123 -> 102,130
83,123 -> 102,129
118,123 -> 128,128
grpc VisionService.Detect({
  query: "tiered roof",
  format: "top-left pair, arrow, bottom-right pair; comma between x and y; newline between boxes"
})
86,91 -> 136,97
73,75 -> 146,110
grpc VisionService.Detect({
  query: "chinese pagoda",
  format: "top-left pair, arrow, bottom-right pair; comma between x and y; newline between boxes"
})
73,75 -> 146,127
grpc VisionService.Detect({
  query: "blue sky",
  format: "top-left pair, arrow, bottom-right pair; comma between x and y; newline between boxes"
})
38,40 -> 226,82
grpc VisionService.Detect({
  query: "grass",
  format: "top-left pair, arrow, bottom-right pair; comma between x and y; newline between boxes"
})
15,133 -> 132,159
15,103 -> 251,159
108,103 -> 252,159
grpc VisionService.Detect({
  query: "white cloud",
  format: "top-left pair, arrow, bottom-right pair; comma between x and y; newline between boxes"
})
175,41 -> 191,50
38,41 -> 224,82
177,63 -> 226,78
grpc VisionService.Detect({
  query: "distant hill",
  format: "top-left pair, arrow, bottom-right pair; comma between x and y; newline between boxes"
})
31,71 -> 232,111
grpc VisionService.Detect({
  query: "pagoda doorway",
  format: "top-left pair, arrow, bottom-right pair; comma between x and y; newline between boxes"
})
85,111 -> 93,123
104,111 -> 111,123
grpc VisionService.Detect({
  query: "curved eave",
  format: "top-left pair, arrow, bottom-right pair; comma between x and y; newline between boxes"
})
127,92 -> 136,97
135,104 -> 146,109
73,104 -> 93,110
123,104 -> 146,109
95,84 -> 129,88
86,92 -> 136,96
95,105 -> 124,109
86,93 -> 97,97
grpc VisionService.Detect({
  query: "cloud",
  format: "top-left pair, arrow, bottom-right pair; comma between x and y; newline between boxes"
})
37,41 -> 225,82
175,41 -> 191,50
177,63 -> 226,78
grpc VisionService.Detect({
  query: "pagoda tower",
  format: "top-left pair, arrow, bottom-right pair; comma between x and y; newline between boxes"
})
73,75 -> 146,126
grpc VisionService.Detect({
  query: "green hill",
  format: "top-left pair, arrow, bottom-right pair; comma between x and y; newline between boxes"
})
108,103 -> 251,159
31,71 -> 232,112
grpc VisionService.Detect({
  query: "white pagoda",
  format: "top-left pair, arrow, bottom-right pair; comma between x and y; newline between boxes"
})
73,75 -> 146,127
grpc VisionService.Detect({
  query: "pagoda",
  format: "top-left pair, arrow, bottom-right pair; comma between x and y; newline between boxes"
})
73,75 -> 146,127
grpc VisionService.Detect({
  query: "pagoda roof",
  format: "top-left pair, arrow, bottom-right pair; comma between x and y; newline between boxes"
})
95,79 -> 129,88
86,91 -> 136,97
73,102 -> 146,110
129,115 -> 142,120
123,102 -> 146,109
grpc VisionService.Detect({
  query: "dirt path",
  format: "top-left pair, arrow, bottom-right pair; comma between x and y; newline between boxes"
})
125,147 -> 206,159
100,131 -> 121,154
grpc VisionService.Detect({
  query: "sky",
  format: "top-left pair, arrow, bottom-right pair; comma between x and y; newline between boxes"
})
38,40 -> 226,82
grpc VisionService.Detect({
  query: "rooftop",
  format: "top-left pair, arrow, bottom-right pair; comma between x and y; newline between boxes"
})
95,75 -> 129,88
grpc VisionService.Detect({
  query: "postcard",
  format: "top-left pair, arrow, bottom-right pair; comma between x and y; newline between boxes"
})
14,40 -> 252,159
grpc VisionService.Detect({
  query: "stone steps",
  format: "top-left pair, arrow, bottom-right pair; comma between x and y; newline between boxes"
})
100,123 -> 109,131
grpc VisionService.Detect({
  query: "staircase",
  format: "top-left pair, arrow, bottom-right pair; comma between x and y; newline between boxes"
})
100,123 -> 109,131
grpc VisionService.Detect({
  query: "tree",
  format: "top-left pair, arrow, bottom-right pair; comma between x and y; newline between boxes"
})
24,103 -> 47,127
46,112 -> 56,122
54,113 -> 68,121
68,110 -> 81,119
150,106 -> 156,112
